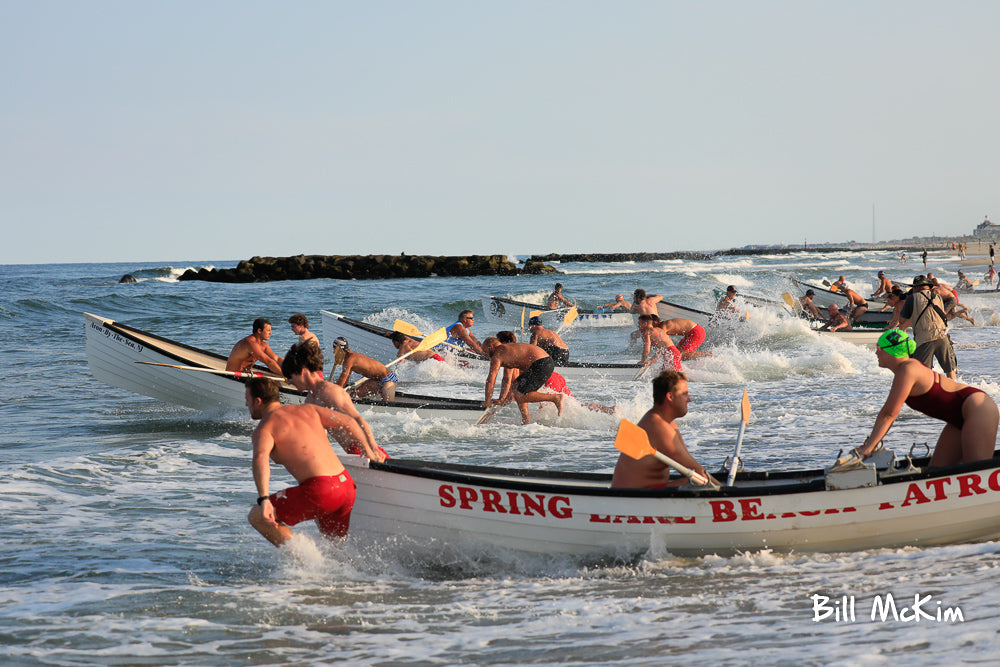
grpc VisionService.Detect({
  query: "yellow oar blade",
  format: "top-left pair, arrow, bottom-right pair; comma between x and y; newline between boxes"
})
393,320 -> 424,337
740,388 -> 751,423
781,292 -> 795,308
613,419 -> 655,460
529,310 -> 542,319
415,327 -> 447,351
562,306 -> 578,327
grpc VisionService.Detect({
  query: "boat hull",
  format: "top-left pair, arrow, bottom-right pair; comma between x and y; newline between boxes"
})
343,454 -> 1000,557
790,277 -> 887,311
84,313 -> 491,421
321,310 -> 645,381
481,296 -> 635,329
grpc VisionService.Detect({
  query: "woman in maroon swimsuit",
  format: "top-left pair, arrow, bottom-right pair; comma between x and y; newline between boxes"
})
854,329 -> 998,467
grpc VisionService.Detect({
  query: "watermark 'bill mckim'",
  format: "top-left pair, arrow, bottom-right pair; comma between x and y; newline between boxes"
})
811,593 -> 965,623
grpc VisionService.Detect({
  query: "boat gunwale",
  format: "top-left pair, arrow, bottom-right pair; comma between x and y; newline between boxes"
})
368,451 -> 1000,498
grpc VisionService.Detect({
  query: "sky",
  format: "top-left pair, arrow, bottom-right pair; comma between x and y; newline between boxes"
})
3,1 -> 999,264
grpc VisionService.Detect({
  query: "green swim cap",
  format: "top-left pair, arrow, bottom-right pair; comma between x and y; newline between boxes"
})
877,329 -> 916,358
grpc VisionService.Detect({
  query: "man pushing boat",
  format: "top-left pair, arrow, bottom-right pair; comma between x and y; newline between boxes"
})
481,336 -> 564,425
245,377 -> 384,547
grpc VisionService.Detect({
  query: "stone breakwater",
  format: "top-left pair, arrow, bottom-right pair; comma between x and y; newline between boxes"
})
177,254 -> 557,283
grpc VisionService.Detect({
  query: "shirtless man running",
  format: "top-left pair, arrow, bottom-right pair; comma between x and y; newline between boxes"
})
655,318 -> 711,361
482,337 -> 564,425
330,337 -> 397,401
281,342 -> 386,460
637,314 -> 682,372
226,318 -> 283,375
245,377 -> 383,547
611,371 -> 718,488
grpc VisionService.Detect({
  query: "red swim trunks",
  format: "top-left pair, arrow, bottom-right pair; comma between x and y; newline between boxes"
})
271,472 -> 357,538
543,371 -> 574,397
661,346 -> 682,371
677,324 -> 706,353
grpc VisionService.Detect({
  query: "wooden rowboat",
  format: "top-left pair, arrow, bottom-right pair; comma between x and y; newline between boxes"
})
788,277 -> 887,311
83,312 -> 490,421
341,449 -> 1000,558
320,311 -> 646,381
481,295 -> 635,329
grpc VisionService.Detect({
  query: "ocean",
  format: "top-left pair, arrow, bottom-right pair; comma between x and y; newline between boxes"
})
3,249 -> 1000,665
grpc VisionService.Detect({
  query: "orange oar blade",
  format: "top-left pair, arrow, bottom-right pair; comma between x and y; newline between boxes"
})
393,320 -> 424,337
613,419 -> 655,460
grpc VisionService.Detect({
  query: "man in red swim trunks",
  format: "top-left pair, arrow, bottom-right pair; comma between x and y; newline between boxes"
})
245,377 -> 386,547
636,314 -> 683,372
656,317 -> 711,361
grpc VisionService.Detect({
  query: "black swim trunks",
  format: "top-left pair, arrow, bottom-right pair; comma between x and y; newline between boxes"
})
516,357 -> 556,394
540,343 -> 569,364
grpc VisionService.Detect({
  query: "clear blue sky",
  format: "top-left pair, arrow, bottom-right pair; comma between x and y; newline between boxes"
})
3,1 -> 998,264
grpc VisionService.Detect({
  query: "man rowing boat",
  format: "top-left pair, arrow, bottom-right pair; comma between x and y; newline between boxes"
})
445,310 -> 485,356
611,371 -> 718,488
330,337 -> 397,401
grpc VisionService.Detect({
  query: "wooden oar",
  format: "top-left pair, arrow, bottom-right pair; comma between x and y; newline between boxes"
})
613,419 -> 715,487
136,361 -> 284,381
555,306 -> 579,335
725,388 -> 751,486
392,319 -> 423,337
347,327 -> 447,391
475,398 -> 509,425
633,362 -> 652,382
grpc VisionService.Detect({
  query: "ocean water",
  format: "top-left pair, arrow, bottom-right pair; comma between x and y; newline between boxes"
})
3,249 -> 1000,665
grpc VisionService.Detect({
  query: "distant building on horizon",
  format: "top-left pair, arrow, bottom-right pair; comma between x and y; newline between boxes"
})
975,216 -> 1000,240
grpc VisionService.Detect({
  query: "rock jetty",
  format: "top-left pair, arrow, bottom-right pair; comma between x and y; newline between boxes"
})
177,254 -> 557,283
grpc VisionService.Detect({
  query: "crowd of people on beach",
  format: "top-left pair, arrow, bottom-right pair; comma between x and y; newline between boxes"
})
228,260 -> 999,549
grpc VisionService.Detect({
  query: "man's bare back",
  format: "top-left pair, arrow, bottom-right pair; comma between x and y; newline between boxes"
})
656,318 -> 696,336
253,402 -> 355,482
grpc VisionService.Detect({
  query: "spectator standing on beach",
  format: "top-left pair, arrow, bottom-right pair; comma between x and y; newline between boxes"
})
898,275 -> 958,380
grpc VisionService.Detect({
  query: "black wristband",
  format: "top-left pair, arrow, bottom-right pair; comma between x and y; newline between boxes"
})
257,495 -> 270,505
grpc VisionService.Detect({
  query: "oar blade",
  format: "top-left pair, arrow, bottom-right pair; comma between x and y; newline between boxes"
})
740,388 -> 751,423
781,292 -> 795,308
562,306 -> 578,327
613,419 -> 655,460
393,320 -> 423,336
415,327 -> 447,351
